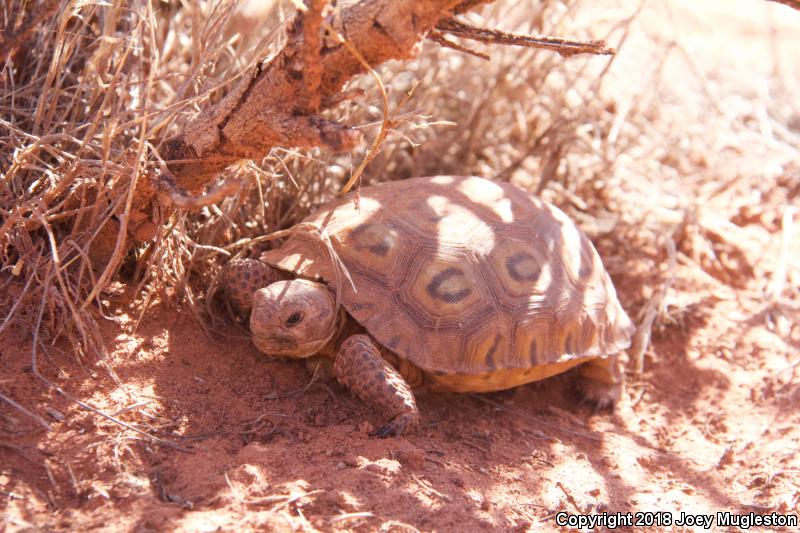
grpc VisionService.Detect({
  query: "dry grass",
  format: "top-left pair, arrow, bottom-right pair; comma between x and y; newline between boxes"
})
2,0 -> 799,396
2,3 -> 800,529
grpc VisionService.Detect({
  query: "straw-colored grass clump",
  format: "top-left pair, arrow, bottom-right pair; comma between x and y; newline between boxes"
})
1,0 -> 798,368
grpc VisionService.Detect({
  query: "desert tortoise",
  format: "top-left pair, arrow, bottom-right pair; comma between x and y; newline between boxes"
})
224,175 -> 635,436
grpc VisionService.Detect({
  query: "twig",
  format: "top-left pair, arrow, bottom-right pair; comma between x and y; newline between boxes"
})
452,0 -> 495,15
765,207 -> 795,336
264,360 -> 324,400
33,367 -> 193,452
468,394 -> 600,442
631,233 -> 677,375
330,512 -> 375,523
556,481 -> 582,512
111,400 -> 153,417
35,211 -> 93,352
331,20 -> 392,194
379,521 -> 422,533
464,440 -> 490,454
79,117 -> 148,309
767,0 -> 800,11
0,391 -> 51,431
0,267 -> 36,336
0,489 -> 23,500
66,462 -> 81,498
766,207 -> 794,303
30,274 -> 192,453
436,17 -> 615,57
153,166 -> 248,210
274,152 -> 300,190
250,489 -> 324,508
547,405 -> 585,428
427,30 -> 490,60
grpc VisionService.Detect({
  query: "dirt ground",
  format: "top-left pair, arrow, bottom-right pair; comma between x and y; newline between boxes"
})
2,1 -> 800,532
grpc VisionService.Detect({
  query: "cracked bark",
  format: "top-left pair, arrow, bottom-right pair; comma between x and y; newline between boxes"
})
144,0 -> 466,217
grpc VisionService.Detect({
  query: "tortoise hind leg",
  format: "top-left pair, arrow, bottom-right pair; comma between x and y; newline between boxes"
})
335,334 -> 420,437
576,355 -> 623,409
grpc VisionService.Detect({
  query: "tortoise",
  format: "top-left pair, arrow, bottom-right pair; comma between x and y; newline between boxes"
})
223,175 -> 635,436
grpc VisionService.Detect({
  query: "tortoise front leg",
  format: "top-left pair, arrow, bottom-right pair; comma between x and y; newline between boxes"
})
334,334 -> 420,437
222,258 -> 284,316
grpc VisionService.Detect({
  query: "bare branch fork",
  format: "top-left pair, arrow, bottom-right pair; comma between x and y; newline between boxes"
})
151,0 -> 464,211
767,0 -> 800,11
145,0 -> 616,220
433,17 -> 616,57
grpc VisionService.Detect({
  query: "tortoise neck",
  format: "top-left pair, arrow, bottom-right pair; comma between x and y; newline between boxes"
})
319,309 -> 360,357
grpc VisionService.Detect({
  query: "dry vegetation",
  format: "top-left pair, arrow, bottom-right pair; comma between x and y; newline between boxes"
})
1,0 -> 799,531
0,0 -> 632,372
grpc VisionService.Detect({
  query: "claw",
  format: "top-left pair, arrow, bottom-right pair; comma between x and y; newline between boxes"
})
369,412 -> 418,438
576,378 -> 621,412
371,425 -> 397,439
335,334 -> 420,438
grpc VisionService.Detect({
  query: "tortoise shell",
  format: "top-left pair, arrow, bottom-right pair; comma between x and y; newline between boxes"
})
262,176 -> 634,391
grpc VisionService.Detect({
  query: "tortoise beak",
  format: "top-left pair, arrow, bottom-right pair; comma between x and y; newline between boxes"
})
251,331 -> 297,355
251,331 -> 325,359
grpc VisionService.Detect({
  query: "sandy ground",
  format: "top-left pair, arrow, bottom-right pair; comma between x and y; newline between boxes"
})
2,226 -> 798,532
2,1 -> 800,531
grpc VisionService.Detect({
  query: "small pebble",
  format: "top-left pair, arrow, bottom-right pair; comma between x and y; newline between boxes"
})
396,449 -> 425,470
46,408 -> 65,421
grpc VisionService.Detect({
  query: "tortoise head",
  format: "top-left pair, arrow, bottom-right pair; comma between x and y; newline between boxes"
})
250,279 -> 337,358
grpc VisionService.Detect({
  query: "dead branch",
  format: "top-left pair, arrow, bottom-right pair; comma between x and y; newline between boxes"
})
452,0 -> 496,15
142,0 -> 615,227
151,0 -> 466,209
427,30 -> 490,61
435,17 -> 616,57
0,390 -> 51,431
331,20 -> 392,195
152,164 -> 248,211
630,234 -> 677,375
767,0 -> 800,11
300,0 -> 328,114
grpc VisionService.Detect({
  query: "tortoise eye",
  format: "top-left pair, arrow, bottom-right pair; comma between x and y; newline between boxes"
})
285,311 -> 303,327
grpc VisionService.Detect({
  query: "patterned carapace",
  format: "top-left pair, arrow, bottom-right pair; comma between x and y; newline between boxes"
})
260,175 -> 635,393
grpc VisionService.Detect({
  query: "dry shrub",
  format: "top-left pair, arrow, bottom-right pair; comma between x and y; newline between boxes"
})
1,0 -> 288,357
1,0 -> 798,367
